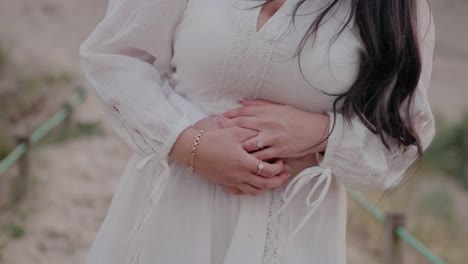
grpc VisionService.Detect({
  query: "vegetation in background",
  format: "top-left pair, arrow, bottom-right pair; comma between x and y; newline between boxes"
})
349,175 -> 468,264
1,72 -> 73,124
0,205 -> 28,241
416,188 -> 459,236
42,71 -> 72,85
424,114 -> 468,189
0,72 -> 75,160
0,43 -> 8,68
41,121 -> 104,145
349,115 -> 468,263
2,222 -> 25,239
0,125 -> 13,162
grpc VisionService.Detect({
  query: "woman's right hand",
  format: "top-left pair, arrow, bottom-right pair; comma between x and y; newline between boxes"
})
170,125 -> 290,195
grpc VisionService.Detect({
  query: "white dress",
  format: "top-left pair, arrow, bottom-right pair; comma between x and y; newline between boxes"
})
79,0 -> 436,263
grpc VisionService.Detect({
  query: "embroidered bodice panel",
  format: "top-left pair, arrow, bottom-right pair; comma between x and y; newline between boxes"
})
172,0 -> 361,115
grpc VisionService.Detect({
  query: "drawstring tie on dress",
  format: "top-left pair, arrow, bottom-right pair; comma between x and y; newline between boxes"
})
125,154 -> 171,246
267,166 -> 332,241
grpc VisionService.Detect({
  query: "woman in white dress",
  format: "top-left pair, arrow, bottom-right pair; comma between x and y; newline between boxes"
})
79,0 -> 435,263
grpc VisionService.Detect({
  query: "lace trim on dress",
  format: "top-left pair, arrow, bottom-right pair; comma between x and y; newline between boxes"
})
128,238 -> 143,264
110,105 -> 152,155
262,187 -> 285,264
240,1 -> 293,99
215,1 -> 256,102
240,30 -> 275,99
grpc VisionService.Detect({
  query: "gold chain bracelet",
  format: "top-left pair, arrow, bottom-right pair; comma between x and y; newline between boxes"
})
189,129 -> 205,174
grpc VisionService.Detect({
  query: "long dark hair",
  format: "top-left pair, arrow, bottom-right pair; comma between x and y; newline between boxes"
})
265,0 -> 426,155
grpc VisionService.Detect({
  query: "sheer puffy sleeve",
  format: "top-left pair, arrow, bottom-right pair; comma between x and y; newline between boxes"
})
79,0 -> 193,163
317,0 -> 436,190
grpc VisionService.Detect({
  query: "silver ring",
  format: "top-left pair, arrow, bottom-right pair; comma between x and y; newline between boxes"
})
256,135 -> 264,150
256,160 -> 264,175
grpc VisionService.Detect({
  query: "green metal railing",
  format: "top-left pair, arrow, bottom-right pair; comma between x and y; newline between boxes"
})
0,87 -> 86,176
348,190 -> 447,264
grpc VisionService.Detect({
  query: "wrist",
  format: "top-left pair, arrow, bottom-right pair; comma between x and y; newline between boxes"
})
169,126 -> 199,167
188,129 -> 206,174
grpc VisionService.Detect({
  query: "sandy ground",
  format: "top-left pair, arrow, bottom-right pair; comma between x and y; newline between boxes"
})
0,1 -> 129,264
0,0 -> 467,263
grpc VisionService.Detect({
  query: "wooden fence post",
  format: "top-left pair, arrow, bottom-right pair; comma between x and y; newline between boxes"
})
382,212 -> 406,264
13,136 -> 30,202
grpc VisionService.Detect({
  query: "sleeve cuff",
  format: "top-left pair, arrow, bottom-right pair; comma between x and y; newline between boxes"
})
159,116 -> 194,162
317,111 -> 345,168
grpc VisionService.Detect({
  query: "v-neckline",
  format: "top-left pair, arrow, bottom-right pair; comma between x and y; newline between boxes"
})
255,0 -> 289,34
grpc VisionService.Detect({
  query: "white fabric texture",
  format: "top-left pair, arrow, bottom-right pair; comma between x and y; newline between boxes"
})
79,0 -> 436,263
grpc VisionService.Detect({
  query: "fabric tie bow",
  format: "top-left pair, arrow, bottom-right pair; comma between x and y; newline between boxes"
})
267,166 -> 332,241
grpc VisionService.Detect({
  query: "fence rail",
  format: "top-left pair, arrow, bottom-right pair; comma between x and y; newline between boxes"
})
348,190 -> 447,264
0,87 -> 86,201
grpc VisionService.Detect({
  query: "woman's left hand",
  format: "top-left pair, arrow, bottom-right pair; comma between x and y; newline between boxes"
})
218,99 -> 330,160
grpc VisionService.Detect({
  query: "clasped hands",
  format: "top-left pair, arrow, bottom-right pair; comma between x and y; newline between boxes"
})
172,99 -> 330,196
